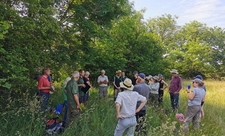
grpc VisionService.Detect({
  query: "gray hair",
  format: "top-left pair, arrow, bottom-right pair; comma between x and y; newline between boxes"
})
72,71 -> 80,78
85,71 -> 90,75
63,77 -> 71,86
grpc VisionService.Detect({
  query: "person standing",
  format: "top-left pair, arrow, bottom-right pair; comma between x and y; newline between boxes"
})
194,75 -> 206,118
38,68 -> 52,117
62,77 -> 71,126
82,71 -> 92,105
113,70 -> 122,101
169,69 -> 182,111
158,74 -> 168,105
149,76 -> 160,106
65,71 -> 80,128
114,78 -> 147,136
77,70 -> 86,104
97,70 -> 109,99
121,71 -> 127,82
183,78 -> 206,133
133,73 -> 150,133
131,71 -> 138,86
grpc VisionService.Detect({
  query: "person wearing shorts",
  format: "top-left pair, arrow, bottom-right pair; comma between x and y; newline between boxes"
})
97,70 -> 108,99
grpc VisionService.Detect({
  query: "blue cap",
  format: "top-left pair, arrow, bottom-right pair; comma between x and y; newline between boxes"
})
194,75 -> 203,80
138,73 -> 146,79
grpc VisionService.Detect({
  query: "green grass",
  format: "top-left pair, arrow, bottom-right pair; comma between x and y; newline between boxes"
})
1,80 -> 225,136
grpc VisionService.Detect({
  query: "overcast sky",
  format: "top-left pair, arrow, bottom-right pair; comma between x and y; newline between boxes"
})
129,0 -> 225,28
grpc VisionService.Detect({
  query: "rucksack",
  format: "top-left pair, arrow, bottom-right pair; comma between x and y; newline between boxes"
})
46,117 -> 64,135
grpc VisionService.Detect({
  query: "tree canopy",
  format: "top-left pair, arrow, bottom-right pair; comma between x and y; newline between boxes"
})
1,0 -> 225,92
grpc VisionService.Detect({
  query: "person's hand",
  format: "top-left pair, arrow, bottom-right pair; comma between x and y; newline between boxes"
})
174,92 -> 179,94
186,88 -> 190,93
135,109 -> 140,113
116,115 -> 123,120
117,87 -> 120,90
77,104 -> 80,109
82,84 -> 86,88
160,88 -> 164,90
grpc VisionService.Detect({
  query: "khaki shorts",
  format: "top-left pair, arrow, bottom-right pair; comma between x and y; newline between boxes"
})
99,86 -> 108,98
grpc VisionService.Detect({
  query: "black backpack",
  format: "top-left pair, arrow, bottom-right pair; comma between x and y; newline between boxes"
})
45,117 -> 64,135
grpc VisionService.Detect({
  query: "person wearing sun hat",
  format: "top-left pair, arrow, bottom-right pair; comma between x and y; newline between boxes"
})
194,75 -> 206,118
113,70 -> 122,101
169,69 -> 182,111
183,78 -> 206,133
149,76 -> 160,106
114,78 -> 147,136
133,73 -> 150,133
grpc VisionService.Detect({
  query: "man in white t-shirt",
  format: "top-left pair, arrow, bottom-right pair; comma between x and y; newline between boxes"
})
114,78 -> 147,136
97,70 -> 109,99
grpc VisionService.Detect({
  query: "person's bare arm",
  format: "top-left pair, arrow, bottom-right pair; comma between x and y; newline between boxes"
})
162,80 -> 168,90
116,103 -> 122,120
136,100 -> 147,113
38,86 -> 51,90
73,94 -> 80,109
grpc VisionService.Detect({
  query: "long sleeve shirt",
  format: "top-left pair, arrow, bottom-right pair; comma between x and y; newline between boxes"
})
149,82 -> 160,94
169,76 -> 182,93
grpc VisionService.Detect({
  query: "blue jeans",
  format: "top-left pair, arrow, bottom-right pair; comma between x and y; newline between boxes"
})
63,100 -> 68,125
114,116 -> 137,136
170,93 -> 179,110
39,92 -> 50,116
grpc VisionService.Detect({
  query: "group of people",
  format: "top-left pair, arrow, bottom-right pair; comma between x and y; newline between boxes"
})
37,68 -> 206,135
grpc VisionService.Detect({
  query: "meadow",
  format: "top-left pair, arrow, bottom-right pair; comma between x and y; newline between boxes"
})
0,80 -> 225,136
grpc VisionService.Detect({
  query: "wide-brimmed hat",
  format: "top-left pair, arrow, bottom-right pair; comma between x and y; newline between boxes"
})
120,78 -> 134,91
152,76 -> 158,81
192,78 -> 204,84
116,70 -> 122,73
170,69 -> 178,74
146,75 -> 152,79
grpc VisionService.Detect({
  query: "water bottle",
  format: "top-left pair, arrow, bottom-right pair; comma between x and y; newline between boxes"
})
187,85 -> 191,89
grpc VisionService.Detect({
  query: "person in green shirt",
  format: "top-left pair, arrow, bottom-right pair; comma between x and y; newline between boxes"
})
78,70 -> 86,104
65,71 -> 80,128
62,77 -> 71,126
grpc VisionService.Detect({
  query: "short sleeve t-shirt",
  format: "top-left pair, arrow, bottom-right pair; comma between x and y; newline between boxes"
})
133,82 -> 150,111
66,79 -> 79,106
77,77 -> 84,97
115,91 -> 146,118
38,75 -> 51,93
62,85 -> 67,101
97,75 -> 108,87
188,87 -> 206,106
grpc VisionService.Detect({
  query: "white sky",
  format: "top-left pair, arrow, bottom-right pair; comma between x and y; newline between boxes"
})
129,0 -> 225,28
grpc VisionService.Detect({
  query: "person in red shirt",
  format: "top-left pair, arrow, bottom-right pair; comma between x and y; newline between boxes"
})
38,68 -> 52,116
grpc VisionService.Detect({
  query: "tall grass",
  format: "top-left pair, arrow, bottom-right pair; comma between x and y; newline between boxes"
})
1,80 -> 224,136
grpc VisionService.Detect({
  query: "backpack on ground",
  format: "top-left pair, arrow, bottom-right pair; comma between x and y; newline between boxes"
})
45,117 -> 64,135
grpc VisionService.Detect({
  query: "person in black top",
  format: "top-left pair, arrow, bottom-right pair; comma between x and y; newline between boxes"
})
113,70 -> 122,101
131,71 -> 138,85
158,74 -> 168,105
82,71 -> 92,105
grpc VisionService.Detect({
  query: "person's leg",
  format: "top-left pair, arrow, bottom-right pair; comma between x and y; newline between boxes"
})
39,92 -> 50,116
135,110 -> 146,133
170,93 -> 175,110
65,105 -> 80,128
114,89 -> 118,101
114,118 -> 128,136
99,86 -> 103,99
174,94 -> 180,109
104,86 -> 108,98
183,106 -> 201,133
63,100 -> 68,126
158,90 -> 164,104
192,108 -> 201,130
126,116 -> 137,136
